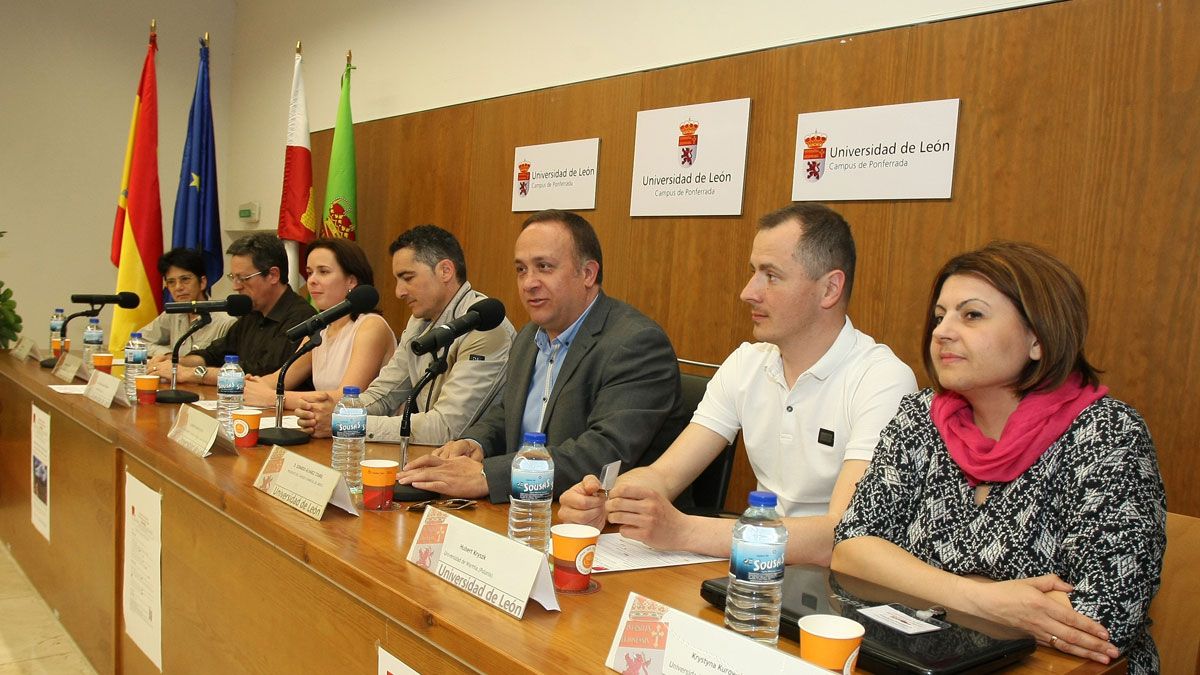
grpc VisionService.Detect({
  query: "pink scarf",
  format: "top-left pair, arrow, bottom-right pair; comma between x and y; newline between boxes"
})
930,374 -> 1108,486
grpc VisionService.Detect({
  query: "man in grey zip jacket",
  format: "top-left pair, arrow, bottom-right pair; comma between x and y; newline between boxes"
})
296,225 -> 514,444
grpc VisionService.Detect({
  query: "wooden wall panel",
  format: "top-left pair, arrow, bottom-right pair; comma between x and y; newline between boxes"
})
312,0 -> 1200,516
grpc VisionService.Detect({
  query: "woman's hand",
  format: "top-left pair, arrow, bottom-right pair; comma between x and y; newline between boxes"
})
961,575 -> 1120,664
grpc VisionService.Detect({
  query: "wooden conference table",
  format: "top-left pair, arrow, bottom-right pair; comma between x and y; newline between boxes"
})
0,356 -> 1122,674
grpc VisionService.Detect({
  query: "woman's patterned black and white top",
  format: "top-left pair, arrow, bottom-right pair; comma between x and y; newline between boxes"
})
835,389 -> 1166,674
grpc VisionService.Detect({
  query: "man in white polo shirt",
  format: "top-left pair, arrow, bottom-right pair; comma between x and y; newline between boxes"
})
559,203 -> 916,565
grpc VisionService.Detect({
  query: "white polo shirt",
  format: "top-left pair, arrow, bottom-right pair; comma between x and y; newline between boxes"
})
692,318 -> 916,517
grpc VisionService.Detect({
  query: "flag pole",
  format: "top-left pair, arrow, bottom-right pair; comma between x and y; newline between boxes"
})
150,19 -> 156,39
296,40 -> 302,55
346,49 -> 352,65
203,32 -> 209,47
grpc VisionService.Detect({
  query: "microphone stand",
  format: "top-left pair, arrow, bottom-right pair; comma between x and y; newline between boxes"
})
393,344 -> 449,501
155,313 -> 211,404
40,305 -> 101,368
257,333 -> 322,446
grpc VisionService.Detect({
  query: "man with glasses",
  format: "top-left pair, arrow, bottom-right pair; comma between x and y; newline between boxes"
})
141,248 -> 236,359
170,233 -> 316,383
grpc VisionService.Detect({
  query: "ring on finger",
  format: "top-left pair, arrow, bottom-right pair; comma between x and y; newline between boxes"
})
1049,635 -> 1059,647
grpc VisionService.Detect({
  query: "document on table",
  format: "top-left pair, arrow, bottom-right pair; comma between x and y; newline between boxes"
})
188,401 -> 296,427
591,533 -> 724,573
48,384 -> 88,394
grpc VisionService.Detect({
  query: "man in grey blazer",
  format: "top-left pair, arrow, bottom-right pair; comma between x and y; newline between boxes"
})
399,210 -> 689,503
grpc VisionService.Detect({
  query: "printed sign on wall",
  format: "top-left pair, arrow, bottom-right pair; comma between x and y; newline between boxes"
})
791,98 -> 960,201
511,138 -> 600,211
630,98 -> 751,216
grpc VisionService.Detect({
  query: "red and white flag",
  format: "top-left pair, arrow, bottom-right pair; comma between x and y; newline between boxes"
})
277,50 -> 317,291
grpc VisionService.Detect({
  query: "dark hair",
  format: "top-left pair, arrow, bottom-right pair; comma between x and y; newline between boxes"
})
305,238 -> 376,319
521,209 -> 604,285
922,241 -> 1100,396
389,224 -> 467,284
227,232 -> 288,282
758,203 -> 856,304
157,248 -> 210,298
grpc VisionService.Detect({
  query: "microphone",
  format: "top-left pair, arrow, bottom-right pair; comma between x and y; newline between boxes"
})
164,294 -> 253,316
285,285 -> 379,341
411,298 -> 505,356
70,292 -> 140,309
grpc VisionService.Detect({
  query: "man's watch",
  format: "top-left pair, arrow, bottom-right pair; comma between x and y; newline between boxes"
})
193,365 -> 208,380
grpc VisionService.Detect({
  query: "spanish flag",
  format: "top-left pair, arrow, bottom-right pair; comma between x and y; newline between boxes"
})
278,48 -> 318,291
109,29 -> 164,353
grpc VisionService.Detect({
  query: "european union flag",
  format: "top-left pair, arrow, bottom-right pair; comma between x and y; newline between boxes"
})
172,37 -> 222,286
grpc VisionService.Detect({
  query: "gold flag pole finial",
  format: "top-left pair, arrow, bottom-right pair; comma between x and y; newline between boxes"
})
296,41 -> 302,55
346,49 -> 352,65
203,32 -> 210,47
150,19 -> 157,35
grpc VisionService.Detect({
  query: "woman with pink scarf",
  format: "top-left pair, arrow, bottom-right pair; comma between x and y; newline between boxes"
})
832,242 -> 1165,674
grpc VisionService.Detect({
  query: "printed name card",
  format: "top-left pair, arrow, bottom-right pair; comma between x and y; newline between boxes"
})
167,405 -> 221,458
406,507 -> 559,619
52,353 -> 83,382
253,446 -> 358,520
605,593 -> 819,675
10,336 -> 40,361
84,370 -> 130,408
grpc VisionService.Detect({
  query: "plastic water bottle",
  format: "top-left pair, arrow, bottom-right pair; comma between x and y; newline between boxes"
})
331,386 -> 367,496
508,432 -> 553,554
216,355 -> 244,438
49,308 -> 65,352
123,332 -> 148,402
725,490 -> 788,645
82,318 -> 104,363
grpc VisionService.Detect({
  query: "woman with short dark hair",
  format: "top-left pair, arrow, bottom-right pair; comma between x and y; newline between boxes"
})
832,242 -> 1166,673
138,247 -> 235,357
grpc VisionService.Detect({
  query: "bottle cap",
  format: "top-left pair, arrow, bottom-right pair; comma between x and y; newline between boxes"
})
342,386 -> 361,396
89,317 -> 100,324
747,490 -> 778,508
224,355 -> 239,364
130,332 -> 142,339
521,432 -> 547,445
54,308 -> 64,313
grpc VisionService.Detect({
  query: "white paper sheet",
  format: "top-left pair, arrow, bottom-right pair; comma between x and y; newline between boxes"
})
591,533 -> 724,573
123,472 -> 163,670
30,404 -> 51,541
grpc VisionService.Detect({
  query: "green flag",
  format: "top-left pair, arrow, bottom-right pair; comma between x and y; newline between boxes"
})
322,62 -> 357,239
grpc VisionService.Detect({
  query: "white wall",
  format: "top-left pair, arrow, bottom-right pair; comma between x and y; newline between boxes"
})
2,0 -> 1046,345
0,0 -> 235,345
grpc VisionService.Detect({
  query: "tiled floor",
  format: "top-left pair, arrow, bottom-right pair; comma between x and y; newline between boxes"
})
0,544 -> 96,674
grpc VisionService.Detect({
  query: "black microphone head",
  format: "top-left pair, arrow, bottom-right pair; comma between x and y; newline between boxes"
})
117,292 -> 141,309
470,298 -> 506,331
347,285 -> 379,313
225,294 -> 253,316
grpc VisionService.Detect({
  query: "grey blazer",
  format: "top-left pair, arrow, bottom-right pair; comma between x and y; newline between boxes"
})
466,292 -> 689,503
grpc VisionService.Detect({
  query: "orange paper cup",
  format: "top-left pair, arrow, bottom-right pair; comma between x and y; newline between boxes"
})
550,524 -> 600,591
135,374 -> 159,405
231,408 -> 262,448
91,352 -> 113,374
798,614 -> 864,673
52,337 -> 70,358
361,459 -> 399,510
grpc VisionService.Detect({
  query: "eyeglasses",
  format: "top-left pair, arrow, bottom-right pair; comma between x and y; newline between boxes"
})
406,498 -> 476,512
226,270 -> 265,284
164,274 -> 197,287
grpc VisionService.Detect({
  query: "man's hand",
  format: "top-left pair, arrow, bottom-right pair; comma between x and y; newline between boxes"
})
399,454 -> 488,498
242,375 -> 275,407
433,439 -> 483,461
605,483 -> 693,551
558,475 -> 608,529
296,392 -> 336,438
962,575 -> 1119,665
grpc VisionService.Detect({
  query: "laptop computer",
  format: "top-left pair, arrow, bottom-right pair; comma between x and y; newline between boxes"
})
701,565 -> 1036,675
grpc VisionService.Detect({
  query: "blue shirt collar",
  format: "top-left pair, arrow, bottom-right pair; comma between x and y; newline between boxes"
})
534,294 -> 599,354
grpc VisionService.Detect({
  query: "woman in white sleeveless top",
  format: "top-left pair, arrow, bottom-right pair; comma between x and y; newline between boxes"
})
244,239 -> 395,408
